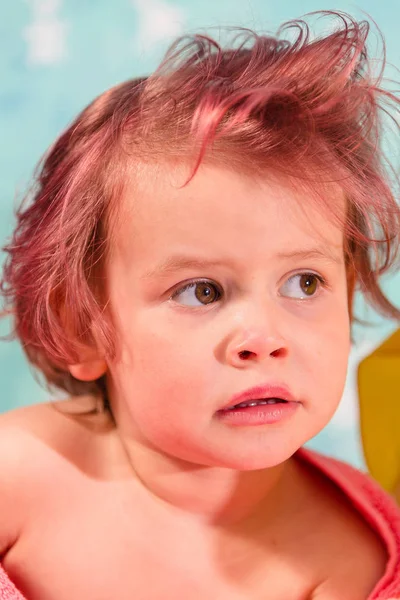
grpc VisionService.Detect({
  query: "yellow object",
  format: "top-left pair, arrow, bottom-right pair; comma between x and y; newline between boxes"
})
358,328 -> 400,497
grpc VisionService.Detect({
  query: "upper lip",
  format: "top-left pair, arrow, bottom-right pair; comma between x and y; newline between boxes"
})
219,384 -> 298,411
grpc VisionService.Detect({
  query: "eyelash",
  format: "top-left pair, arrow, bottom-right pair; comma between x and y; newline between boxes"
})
281,272 -> 328,298
170,279 -> 223,301
170,272 -> 329,305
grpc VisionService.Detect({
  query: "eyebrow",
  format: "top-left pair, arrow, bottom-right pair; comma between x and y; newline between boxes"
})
274,248 -> 343,265
141,247 -> 343,280
141,256 -> 229,280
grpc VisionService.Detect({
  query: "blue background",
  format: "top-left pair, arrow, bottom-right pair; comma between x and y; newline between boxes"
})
1,0 -> 399,468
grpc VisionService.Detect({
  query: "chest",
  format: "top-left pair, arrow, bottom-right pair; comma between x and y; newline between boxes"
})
4,498 -> 385,600
4,511 -> 312,600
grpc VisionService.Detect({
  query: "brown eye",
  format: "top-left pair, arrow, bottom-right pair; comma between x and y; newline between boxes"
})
279,272 -> 324,299
299,274 -> 318,296
172,280 -> 222,306
195,281 -> 220,304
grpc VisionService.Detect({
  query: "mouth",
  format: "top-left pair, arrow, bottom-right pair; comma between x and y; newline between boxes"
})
216,384 -> 300,426
218,384 -> 298,413
223,398 -> 288,411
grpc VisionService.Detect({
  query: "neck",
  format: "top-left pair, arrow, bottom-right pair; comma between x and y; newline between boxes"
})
114,429 -> 293,527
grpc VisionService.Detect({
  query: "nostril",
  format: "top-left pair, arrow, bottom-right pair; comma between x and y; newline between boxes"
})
239,350 -> 252,360
271,348 -> 286,358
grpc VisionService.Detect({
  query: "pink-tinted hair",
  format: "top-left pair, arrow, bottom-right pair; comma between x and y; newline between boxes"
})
1,11 -> 400,401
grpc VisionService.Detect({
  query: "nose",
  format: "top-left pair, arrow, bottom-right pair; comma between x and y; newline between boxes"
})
224,307 -> 288,368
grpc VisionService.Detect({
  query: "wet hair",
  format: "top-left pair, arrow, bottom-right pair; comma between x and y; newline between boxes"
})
1,11 -> 400,405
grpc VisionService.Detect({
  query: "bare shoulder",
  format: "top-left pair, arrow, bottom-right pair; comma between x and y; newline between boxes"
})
0,396 -> 102,472
0,396 -> 116,476
0,401 -> 64,556
0,397 -> 115,555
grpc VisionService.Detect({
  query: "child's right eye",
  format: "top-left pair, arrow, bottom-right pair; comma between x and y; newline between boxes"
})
170,280 -> 222,307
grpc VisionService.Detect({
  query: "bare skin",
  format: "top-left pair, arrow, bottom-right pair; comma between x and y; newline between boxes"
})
0,398 -> 386,600
0,168 -> 390,598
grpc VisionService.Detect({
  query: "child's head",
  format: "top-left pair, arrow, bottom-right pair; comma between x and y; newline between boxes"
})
2,12 -> 400,468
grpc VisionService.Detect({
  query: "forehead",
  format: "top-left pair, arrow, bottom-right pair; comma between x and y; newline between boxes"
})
113,162 -> 345,262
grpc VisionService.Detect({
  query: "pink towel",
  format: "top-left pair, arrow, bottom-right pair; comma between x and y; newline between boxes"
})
297,449 -> 400,599
1,448 -> 400,599
0,568 -> 24,600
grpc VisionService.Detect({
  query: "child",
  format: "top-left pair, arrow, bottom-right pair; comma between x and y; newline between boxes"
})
1,10 -> 400,600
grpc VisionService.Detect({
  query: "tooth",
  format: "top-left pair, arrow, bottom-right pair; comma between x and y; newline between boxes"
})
229,398 -> 281,410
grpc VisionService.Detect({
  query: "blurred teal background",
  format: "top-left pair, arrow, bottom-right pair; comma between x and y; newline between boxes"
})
0,1 -> 399,468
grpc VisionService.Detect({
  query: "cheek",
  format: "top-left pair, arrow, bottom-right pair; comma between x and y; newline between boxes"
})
300,307 -> 351,401
292,292 -> 350,360
115,321 -> 214,418
136,326 -> 205,378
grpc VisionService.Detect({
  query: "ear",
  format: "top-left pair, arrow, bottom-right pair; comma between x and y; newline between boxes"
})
68,347 -> 107,382
68,359 -> 108,382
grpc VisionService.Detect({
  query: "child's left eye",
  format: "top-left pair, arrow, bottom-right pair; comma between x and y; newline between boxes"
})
171,280 -> 222,306
279,272 -> 326,299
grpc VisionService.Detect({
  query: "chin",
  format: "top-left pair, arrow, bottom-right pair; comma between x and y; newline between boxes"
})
221,450 -> 298,471
193,438 -> 303,471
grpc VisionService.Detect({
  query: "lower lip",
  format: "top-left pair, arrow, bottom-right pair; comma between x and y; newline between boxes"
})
216,402 -> 300,426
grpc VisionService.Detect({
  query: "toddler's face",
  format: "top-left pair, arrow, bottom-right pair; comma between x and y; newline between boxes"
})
105,164 -> 350,470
